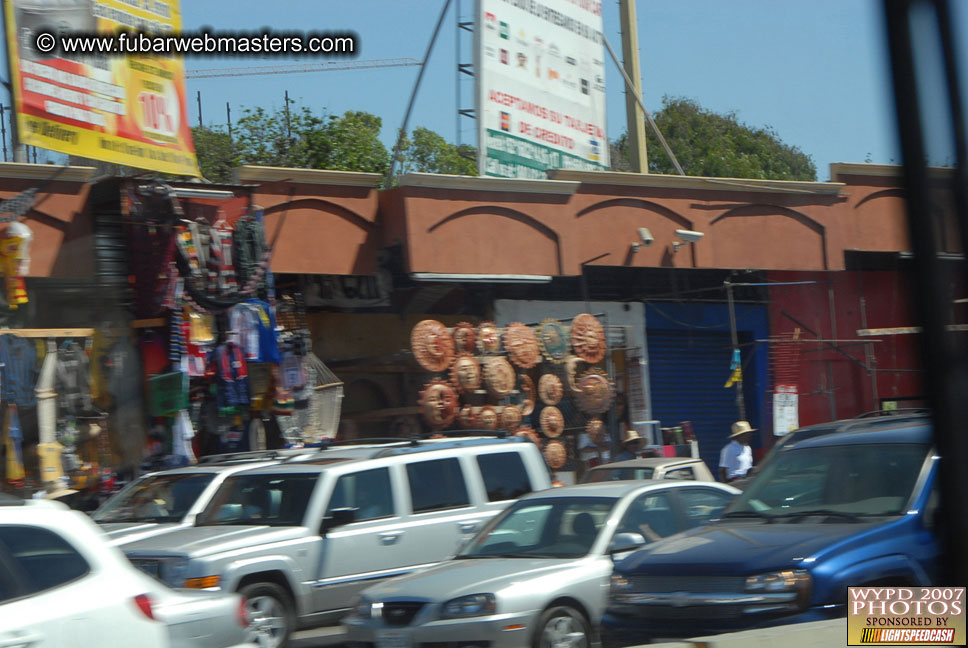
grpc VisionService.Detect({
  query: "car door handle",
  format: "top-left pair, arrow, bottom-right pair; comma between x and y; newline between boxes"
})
379,531 -> 403,545
0,633 -> 43,648
459,521 -> 480,534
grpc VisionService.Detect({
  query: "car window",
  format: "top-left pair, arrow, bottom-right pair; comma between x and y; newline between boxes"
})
584,466 -> 653,483
0,526 -> 90,594
199,474 -> 318,526
617,491 -> 678,542
406,458 -> 470,513
679,488 -> 733,528
94,472 -> 216,523
477,452 -> 532,502
326,468 -> 394,521
664,467 -> 695,480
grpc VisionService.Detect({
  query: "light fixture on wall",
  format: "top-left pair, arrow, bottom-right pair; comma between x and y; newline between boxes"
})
630,227 -> 654,253
673,229 -> 704,252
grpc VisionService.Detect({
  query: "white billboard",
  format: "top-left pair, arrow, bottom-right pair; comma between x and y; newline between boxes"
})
477,0 -> 609,178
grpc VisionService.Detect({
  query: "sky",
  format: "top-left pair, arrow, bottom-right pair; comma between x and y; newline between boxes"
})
3,1 -> 968,181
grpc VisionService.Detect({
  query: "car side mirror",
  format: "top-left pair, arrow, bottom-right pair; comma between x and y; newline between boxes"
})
607,532 -> 646,554
320,507 -> 356,535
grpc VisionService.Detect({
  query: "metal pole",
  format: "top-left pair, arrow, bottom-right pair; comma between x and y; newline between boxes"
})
385,0 -> 454,187
618,0 -> 647,173
226,102 -> 232,139
725,280 -> 747,420
284,90 -> 292,142
2,0 -> 26,162
0,104 -> 7,162
196,90 -> 202,127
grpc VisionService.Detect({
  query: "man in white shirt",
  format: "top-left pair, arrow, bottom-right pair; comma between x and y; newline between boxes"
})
719,420 -> 755,483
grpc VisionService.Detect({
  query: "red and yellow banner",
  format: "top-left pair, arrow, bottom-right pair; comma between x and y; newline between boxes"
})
4,0 -> 199,176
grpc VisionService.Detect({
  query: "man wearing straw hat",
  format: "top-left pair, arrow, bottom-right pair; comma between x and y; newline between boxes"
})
614,428 -> 645,462
719,421 -> 755,483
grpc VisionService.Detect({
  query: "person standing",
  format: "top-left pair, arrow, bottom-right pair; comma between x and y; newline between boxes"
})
614,429 -> 645,462
719,421 -> 754,483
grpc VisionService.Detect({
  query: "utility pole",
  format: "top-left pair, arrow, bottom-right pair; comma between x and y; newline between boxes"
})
196,90 -> 202,127
619,0 -> 648,173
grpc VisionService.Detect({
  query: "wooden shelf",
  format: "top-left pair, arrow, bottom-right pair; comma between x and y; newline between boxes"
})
0,328 -> 96,338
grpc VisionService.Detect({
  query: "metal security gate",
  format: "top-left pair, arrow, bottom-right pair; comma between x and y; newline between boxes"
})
647,329 -> 741,477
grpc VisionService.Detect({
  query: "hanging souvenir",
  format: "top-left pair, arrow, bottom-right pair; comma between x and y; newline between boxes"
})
570,313 -> 606,364
411,319 -> 455,373
3,404 -> 24,482
457,405 -> 477,429
172,410 -> 196,465
208,213 -> 239,295
564,355 -> 583,395
538,319 -> 570,363
544,440 -> 567,470
418,380 -> 459,429
476,321 -> 502,354
576,369 -> 614,415
504,323 -> 541,369
177,224 -> 203,278
500,405 -> 522,431
585,417 -> 605,445
452,322 -> 477,354
234,209 -> 268,290
449,353 -> 482,394
0,221 -> 32,308
518,374 -> 536,416
540,406 -> 565,438
538,374 -> 564,406
515,426 -> 540,445
483,357 -> 516,398
215,342 -> 250,412
478,405 -> 499,431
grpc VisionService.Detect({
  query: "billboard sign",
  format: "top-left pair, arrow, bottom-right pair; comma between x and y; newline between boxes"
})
477,0 -> 608,178
4,0 -> 199,175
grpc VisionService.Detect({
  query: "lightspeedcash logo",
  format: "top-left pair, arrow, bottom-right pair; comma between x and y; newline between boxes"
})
848,587 -> 965,646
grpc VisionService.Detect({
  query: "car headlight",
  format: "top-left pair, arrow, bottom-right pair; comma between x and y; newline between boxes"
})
609,573 -> 632,595
351,596 -> 373,618
161,558 -> 190,588
744,570 -> 811,610
440,593 -> 496,619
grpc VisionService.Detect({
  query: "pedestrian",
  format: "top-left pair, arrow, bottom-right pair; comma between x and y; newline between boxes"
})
719,420 -> 755,483
614,429 -> 644,462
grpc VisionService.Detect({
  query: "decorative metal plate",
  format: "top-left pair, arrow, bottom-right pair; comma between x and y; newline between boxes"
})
576,369 -> 614,415
516,426 -> 540,445
537,319 -> 570,364
570,313 -> 606,364
500,405 -> 522,431
478,405 -> 499,431
585,417 -> 605,445
537,373 -> 564,406
483,357 -> 516,398
449,352 -> 482,394
519,374 -> 536,416
504,322 -> 541,369
411,319 -> 455,372
457,405 -> 477,429
418,380 -> 459,428
564,355 -> 583,394
477,321 -> 502,354
540,405 -> 565,438
544,440 -> 567,469
452,322 -> 477,354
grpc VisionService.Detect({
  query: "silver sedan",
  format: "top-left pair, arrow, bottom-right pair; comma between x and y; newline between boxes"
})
343,480 -> 739,648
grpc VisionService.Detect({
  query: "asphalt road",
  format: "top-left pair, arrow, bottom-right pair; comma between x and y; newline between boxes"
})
291,625 -> 346,648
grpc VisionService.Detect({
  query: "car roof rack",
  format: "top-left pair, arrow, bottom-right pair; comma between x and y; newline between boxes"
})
854,408 -> 931,418
197,449 -> 289,465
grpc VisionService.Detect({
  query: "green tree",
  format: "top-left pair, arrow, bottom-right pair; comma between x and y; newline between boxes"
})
611,97 -> 816,181
191,126 -> 240,183
401,127 -> 477,176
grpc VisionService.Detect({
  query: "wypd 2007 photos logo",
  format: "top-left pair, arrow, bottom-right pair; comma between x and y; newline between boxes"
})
848,587 -> 965,645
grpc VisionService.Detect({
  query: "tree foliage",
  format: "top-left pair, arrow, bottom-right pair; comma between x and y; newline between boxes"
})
191,126 -> 240,183
399,127 -> 477,176
611,97 -> 816,181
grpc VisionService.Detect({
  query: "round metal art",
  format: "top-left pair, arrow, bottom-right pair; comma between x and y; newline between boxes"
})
503,322 -> 541,369
449,353 -> 482,394
576,369 -> 614,415
457,405 -> 477,429
500,405 -> 522,431
537,319 -> 570,364
570,313 -> 606,364
418,380 -> 459,428
478,405 -> 499,431
544,440 -> 567,469
477,321 -> 502,354
411,319 -> 455,372
564,355 -> 583,394
516,426 -> 540,445
537,373 -> 564,406
483,357 -> 516,398
585,417 -> 605,445
452,322 -> 477,354
540,405 -> 565,438
519,374 -> 536,416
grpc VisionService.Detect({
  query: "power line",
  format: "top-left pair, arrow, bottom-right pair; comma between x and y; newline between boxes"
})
185,58 -> 422,79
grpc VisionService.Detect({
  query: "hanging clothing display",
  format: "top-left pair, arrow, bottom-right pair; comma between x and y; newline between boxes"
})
215,342 -> 250,412
0,334 -> 37,407
56,341 -> 92,418
3,404 -> 24,482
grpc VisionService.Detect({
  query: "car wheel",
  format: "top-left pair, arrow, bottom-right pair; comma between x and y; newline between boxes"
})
241,582 -> 294,648
534,605 -> 590,648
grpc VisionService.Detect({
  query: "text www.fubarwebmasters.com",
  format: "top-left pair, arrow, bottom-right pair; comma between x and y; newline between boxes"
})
35,30 -> 357,57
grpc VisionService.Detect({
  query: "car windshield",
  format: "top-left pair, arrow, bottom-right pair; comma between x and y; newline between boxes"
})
725,443 -> 930,519
583,467 -> 654,483
93,473 -> 215,523
458,496 -> 617,559
196,474 -> 318,526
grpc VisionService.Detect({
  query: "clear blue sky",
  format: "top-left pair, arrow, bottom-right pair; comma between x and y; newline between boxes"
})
4,1 -> 967,180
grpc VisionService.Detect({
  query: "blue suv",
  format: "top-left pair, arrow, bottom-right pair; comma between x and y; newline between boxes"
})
602,414 -> 940,644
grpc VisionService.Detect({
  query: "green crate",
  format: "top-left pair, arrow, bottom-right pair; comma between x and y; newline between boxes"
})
148,371 -> 188,416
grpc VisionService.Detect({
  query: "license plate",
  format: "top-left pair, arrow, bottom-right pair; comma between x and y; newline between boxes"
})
376,630 -> 411,648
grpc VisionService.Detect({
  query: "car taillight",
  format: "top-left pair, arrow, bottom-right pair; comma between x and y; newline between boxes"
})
237,597 -> 250,628
134,593 -> 156,620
